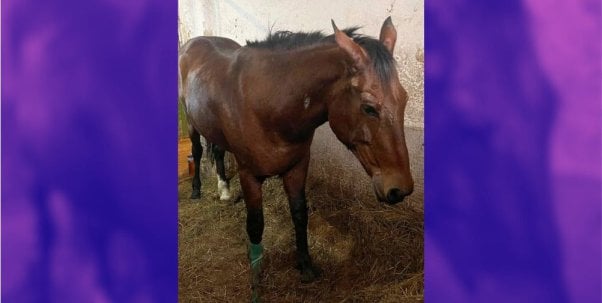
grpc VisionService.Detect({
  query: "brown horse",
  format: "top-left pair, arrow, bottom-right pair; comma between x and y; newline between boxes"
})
179,16 -> 413,294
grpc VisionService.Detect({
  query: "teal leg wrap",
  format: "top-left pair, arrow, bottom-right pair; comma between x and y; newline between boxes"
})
249,243 -> 264,271
251,290 -> 261,303
249,243 -> 263,303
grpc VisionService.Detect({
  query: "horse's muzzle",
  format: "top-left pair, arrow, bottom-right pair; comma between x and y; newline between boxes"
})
385,187 -> 413,204
371,174 -> 413,204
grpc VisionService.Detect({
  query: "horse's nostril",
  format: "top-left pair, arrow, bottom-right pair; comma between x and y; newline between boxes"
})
386,188 -> 404,204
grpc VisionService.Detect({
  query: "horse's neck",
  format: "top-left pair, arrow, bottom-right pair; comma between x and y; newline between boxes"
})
284,45 -> 347,94
254,45 -> 347,139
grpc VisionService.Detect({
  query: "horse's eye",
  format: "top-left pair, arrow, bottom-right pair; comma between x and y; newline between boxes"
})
361,104 -> 379,118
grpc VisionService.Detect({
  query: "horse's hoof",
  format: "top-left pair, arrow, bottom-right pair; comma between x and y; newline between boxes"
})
190,189 -> 201,199
300,264 -> 322,283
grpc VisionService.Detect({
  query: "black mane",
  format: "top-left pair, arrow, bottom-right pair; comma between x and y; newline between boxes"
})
246,29 -> 332,50
246,27 -> 396,83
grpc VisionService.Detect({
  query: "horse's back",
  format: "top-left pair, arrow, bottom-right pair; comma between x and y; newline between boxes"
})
180,36 -> 241,58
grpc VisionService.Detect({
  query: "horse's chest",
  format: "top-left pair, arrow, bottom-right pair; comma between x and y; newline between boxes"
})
237,142 -> 307,176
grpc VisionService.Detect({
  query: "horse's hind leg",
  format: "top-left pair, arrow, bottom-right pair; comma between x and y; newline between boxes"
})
282,155 -> 321,283
189,127 -> 203,199
212,145 -> 231,201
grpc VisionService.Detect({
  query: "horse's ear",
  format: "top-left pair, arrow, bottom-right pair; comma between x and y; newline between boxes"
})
332,20 -> 367,67
379,16 -> 397,54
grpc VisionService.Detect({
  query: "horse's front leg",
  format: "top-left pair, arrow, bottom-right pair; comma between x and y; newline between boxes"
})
282,155 -> 322,283
239,169 -> 265,302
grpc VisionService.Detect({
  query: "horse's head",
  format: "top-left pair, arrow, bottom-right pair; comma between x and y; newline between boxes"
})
327,17 -> 413,204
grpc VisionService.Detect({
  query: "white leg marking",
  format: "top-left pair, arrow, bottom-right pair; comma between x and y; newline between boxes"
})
217,178 -> 231,201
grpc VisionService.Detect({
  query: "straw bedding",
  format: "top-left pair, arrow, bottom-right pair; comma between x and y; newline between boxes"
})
178,140 -> 423,302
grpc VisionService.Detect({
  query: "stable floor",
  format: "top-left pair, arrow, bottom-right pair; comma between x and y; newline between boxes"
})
178,137 -> 424,302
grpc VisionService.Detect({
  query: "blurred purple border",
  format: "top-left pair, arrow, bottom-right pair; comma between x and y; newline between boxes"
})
2,0 -> 600,302
425,0 -> 601,302
2,0 -> 177,302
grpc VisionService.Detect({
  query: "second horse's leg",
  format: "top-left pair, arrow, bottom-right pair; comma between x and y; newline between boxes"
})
212,144 -> 231,201
189,128 -> 203,199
